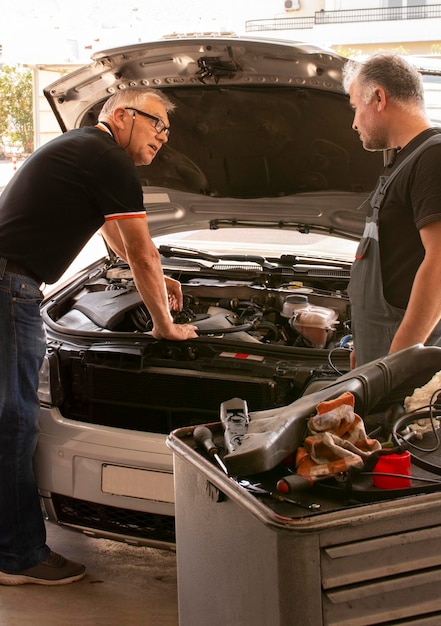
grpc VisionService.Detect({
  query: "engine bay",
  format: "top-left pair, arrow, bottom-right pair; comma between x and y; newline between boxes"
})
42,252 -> 354,430
52,259 -> 352,351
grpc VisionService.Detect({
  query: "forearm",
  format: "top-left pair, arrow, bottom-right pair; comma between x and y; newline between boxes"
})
109,217 -> 197,340
389,260 -> 441,353
127,246 -> 175,335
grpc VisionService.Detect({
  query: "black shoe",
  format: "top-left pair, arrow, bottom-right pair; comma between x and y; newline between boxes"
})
0,551 -> 86,585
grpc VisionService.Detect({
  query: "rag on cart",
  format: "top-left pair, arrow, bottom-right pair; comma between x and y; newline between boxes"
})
296,391 -> 381,477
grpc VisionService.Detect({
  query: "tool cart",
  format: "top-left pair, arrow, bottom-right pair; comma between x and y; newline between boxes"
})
167,345 -> 441,626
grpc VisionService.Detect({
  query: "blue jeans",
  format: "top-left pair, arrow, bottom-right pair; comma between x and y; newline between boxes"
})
0,264 -> 50,572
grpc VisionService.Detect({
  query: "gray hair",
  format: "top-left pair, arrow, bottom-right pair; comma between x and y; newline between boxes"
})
99,86 -> 176,117
342,53 -> 425,107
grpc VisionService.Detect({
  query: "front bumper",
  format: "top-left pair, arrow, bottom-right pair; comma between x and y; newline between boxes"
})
35,406 -> 176,548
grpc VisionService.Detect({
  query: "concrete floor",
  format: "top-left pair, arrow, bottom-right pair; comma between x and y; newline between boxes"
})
0,522 -> 178,626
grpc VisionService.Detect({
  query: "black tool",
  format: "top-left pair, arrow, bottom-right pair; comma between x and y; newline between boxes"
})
269,492 -> 321,511
239,480 -> 320,510
193,425 -> 229,475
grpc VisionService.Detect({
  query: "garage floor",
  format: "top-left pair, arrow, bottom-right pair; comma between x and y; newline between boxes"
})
0,522 -> 178,626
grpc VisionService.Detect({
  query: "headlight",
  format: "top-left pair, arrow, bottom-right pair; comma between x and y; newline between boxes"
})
38,349 -> 64,405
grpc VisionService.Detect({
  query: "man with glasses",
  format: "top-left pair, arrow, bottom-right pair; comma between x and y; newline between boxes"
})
0,87 -> 197,585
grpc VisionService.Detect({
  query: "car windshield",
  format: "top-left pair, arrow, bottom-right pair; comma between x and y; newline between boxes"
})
43,228 -> 357,296
154,228 -> 357,262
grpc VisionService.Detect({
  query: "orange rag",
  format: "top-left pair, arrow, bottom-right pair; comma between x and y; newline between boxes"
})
296,391 -> 381,478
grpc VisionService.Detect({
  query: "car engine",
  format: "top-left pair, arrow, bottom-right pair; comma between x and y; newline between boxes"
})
57,264 -> 351,351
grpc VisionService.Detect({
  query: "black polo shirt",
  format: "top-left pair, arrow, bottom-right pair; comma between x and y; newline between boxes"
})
378,128 -> 441,309
0,126 -> 145,283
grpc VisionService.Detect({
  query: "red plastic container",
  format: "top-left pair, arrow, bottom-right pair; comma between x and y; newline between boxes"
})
373,451 -> 411,489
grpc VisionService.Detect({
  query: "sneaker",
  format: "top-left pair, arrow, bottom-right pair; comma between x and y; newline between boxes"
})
0,551 -> 86,586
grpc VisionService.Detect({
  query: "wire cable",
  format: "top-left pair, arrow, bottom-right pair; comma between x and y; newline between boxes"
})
392,387 -> 441,474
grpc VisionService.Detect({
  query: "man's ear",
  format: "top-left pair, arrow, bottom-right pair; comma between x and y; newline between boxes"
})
374,87 -> 387,111
113,107 -> 127,129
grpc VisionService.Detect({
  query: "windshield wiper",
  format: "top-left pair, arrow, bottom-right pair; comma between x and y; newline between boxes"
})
158,245 -> 279,270
158,245 -> 351,272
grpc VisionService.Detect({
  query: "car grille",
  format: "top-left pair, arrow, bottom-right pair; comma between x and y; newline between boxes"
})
65,361 -> 287,432
51,493 -> 176,546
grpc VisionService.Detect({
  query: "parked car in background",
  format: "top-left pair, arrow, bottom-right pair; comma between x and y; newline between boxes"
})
34,36 -> 440,548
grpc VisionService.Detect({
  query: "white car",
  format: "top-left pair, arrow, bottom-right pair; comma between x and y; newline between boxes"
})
35,36 -> 438,548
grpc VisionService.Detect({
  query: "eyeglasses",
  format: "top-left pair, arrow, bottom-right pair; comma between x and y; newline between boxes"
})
125,107 -> 170,137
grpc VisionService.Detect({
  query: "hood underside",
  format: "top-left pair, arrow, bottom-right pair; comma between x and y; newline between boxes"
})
44,36 -> 383,234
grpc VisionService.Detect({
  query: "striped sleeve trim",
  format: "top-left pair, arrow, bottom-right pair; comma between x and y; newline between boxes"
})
416,214 -> 441,230
104,211 -> 146,221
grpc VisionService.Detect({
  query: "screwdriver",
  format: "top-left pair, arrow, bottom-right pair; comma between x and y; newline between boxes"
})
277,473 -> 337,493
269,492 -> 320,511
239,481 -> 320,510
193,425 -> 229,475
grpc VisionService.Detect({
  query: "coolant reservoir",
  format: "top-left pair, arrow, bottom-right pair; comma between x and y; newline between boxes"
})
281,294 -> 338,348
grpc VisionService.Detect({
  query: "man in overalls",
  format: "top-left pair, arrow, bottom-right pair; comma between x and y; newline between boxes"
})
342,53 -> 441,367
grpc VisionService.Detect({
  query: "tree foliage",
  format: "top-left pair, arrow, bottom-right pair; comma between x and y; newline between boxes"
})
0,65 -> 34,155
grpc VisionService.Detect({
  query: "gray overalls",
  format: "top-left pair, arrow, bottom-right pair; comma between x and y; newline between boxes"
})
348,135 -> 441,366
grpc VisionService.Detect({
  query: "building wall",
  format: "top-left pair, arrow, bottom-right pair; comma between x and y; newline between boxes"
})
31,65 -> 81,149
246,1 -> 441,56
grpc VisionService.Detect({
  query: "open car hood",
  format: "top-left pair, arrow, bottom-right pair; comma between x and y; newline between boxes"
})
44,36 -> 383,239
